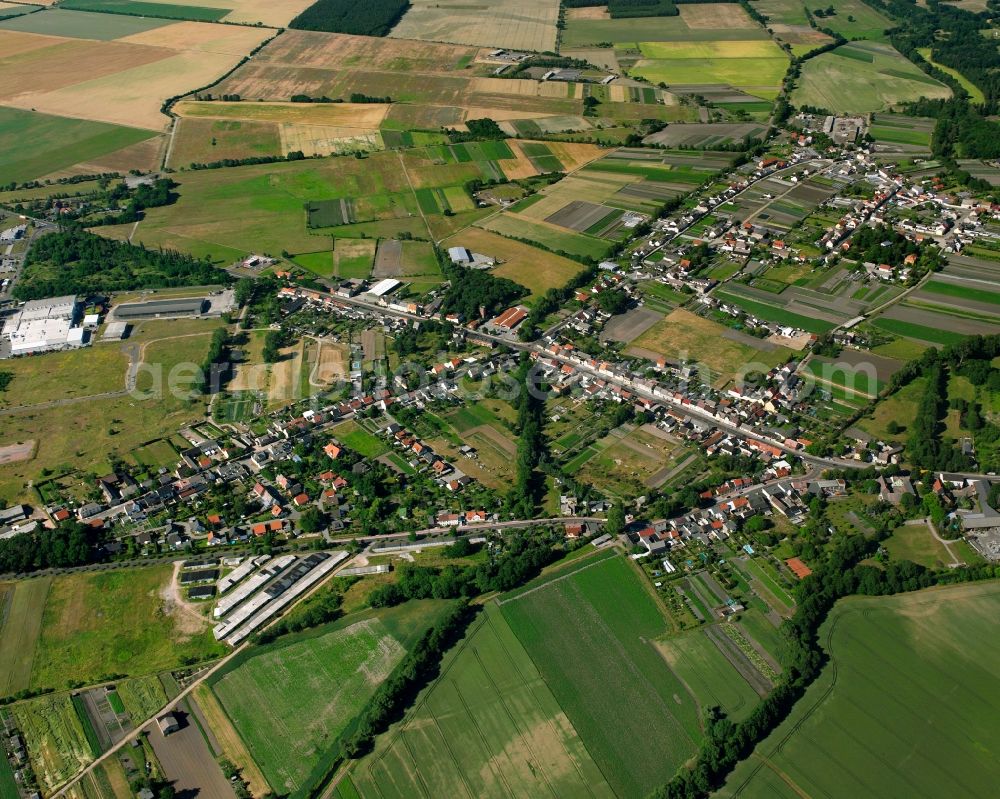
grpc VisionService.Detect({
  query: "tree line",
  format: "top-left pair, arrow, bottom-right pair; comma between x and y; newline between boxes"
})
367,530 -> 563,607
0,522 -> 100,576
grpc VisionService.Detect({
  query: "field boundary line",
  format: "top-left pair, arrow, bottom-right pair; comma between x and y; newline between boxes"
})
495,550 -> 617,606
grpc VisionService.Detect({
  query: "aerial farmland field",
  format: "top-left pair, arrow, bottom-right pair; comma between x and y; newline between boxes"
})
28,565 -> 225,691
0,107 -> 157,191
718,581 -> 1000,799
499,554 -> 703,797
0,577 -> 51,696
390,0 -> 560,51
209,601 -> 449,795
627,308 -> 791,383
0,12 -> 271,129
346,598 -> 616,799
792,41 -> 951,113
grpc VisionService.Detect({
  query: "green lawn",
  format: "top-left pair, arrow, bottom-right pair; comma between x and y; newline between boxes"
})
333,420 -> 390,458
210,602 -> 448,795
718,581 -> 1000,798
500,554 -> 702,797
0,107 -> 155,185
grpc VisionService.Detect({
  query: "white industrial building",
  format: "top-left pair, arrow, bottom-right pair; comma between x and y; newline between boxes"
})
366,278 -> 401,298
4,295 -> 87,356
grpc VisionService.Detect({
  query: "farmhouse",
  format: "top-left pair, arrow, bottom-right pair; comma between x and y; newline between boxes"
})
3,295 -> 86,356
114,298 -> 208,319
156,713 -> 180,736
448,246 -> 496,268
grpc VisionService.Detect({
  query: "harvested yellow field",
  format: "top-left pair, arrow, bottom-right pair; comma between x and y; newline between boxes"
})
0,29 -> 65,57
310,339 -> 348,385
545,141 -> 607,171
117,20 -> 271,56
390,0 -> 560,52
5,49 -> 243,129
470,77 -> 572,100
175,100 -> 391,127
0,38 -> 169,100
280,124 -> 383,155
679,2 -> 759,28
0,24 -> 269,130
267,342 -> 303,407
566,5 -> 609,19
461,106 -> 553,122
443,227 -> 582,298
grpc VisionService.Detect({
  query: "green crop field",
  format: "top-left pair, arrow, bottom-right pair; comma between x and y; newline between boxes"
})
655,629 -> 761,722
500,554 -> 702,797
30,566 -> 225,691
116,675 -> 168,722
348,600 -> 616,799
481,214 -> 612,260
871,317 -> 969,345
792,42 -> 951,113
59,0 -> 228,21
714,290 -> 836,333
0,6 -> 171,38
922,279 -> 1000,306
0,577 -> 51,696
0,108 -> 156,185
718,581 -> 1000,798
210,602 -> 447,795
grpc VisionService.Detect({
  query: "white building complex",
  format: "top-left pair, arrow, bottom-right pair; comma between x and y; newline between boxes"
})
3,295 -> 87,356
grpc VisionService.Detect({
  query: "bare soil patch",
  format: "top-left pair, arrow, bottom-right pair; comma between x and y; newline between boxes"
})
0,439 -> 34,465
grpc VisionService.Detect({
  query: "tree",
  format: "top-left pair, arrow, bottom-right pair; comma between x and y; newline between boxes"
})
605,504 -> 625,536
297,507 -> 327,533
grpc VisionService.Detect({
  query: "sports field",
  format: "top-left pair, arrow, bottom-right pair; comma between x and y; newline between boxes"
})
390,0 -> 560,52
718,581 -> 1000,799
210,602 -> 447,795
500,554 -> 702,797
0,107 -> 156,184
29,565 -> 225,691
347,599 -> 616,799
792,41 -> 951,113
